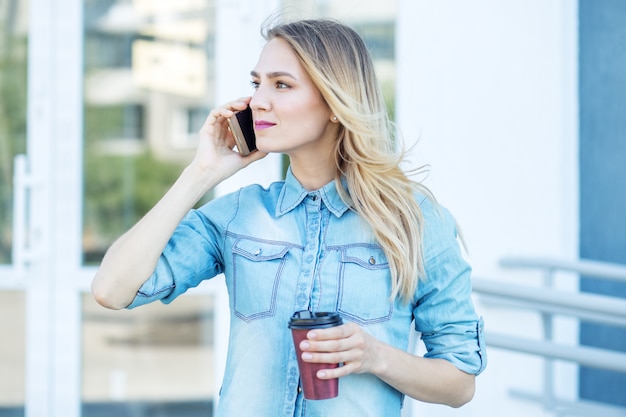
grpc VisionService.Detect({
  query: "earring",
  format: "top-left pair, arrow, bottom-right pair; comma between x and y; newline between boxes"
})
331,116 -> 338,122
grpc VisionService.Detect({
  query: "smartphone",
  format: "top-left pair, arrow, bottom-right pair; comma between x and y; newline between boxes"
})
227,106 -> 257,156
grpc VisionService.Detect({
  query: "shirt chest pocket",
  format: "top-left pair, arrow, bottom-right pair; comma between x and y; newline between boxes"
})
337,245 -> 393,325
231,238 -> 291,322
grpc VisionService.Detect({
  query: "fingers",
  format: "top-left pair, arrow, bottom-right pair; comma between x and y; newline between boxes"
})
190,96 -> 261,176
200,97 -> 252,132
317,361 -> 360,379
300,342 -> 363,379
299,322 -> 368,378
241,149 -> 268,164
306,322 -> 358,343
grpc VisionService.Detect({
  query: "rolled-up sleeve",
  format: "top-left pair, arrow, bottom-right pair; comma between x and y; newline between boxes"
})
127,208 -> 226,309
413,202 -> 487,375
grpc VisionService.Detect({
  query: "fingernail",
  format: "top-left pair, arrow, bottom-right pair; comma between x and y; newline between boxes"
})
302,352 -> 313,360
300,341 -> 310,350
317,371 -> 326,378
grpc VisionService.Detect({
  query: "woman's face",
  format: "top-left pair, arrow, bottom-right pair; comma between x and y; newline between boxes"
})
249,38 -> 336,159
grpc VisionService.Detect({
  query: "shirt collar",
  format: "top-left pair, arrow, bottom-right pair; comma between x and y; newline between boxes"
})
276,167 -> 351,218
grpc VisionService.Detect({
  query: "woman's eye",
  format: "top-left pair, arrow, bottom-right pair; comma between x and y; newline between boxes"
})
276,81 -> 290,89
250,80 -> 260,89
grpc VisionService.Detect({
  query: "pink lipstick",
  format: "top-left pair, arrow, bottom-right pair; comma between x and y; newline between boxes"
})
255,120 -> 275,130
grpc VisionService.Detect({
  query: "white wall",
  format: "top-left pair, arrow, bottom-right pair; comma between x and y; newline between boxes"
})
396,1 -> 579,416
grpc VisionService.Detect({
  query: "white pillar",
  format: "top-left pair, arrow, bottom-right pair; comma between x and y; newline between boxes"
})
26,0 -> 83,416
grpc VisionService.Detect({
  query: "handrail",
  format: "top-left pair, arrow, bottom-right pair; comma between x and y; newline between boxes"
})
486,333 -> 626,373
472,278 -> 626,328
475,257 -> 626,415
500,256 -> 626,283
12,154 -> 28,275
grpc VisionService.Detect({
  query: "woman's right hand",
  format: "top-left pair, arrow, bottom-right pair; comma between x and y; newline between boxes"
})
190,97 -> 267,190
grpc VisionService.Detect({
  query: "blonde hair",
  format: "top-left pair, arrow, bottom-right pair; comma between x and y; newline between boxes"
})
264,19 -> 433,303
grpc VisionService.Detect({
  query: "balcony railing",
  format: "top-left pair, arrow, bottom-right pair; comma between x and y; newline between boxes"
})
472,257 -> 626,417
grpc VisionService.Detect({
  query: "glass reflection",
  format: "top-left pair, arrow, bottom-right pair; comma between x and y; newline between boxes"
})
83,0 -> 215,265
0,292 -> 25,417
0,0 -> 28,265
82,294 -> 215,416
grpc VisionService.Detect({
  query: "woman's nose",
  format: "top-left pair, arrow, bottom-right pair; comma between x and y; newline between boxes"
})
249,88 -> 269,112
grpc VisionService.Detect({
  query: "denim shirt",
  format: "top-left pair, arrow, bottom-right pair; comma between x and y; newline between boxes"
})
128,169 -> 486,417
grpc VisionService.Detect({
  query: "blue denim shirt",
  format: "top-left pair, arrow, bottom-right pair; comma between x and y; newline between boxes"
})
128,169 -> 486,417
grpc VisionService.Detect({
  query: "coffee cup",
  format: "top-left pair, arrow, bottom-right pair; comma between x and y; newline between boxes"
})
288,310 -> 343,400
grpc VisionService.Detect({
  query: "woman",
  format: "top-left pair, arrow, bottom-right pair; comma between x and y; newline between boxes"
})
92,18 -> 486,416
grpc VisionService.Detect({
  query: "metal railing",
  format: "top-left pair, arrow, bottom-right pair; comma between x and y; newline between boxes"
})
472,257 -> 626,417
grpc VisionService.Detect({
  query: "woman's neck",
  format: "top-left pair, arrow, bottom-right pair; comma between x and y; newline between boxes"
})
289,155 -> 336,191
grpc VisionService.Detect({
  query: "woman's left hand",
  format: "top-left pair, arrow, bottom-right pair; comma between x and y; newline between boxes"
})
299,322 -> 385,379
299,321 -> 476,407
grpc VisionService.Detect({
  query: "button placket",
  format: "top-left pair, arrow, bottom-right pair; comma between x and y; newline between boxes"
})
293,193 -> 323,312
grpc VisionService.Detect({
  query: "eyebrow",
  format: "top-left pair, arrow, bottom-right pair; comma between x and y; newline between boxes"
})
250,70 -> 297,80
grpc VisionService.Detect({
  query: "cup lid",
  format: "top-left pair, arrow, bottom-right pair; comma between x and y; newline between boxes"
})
288,310 -> 343,329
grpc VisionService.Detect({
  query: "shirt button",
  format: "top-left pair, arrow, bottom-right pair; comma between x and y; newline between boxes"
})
298,386 -> 302,393
253,248 -> 262,256
369,256 -> 376,265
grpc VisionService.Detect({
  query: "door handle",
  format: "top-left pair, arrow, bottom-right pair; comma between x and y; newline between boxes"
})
12,154 -> 38,275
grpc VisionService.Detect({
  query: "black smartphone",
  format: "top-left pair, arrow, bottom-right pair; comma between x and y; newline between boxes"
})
227,106 -> 257,156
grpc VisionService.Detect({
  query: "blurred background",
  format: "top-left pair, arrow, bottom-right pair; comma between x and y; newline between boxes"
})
1,0 -> 624,416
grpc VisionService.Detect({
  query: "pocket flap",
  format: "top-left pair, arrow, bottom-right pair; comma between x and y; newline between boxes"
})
232,239 -> 291,261
341,245 -> 388,269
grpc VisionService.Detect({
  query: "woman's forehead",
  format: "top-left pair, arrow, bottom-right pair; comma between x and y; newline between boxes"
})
253,38 -> 303,77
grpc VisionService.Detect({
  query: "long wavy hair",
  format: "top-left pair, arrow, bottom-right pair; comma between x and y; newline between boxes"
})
264,19 -> 434,303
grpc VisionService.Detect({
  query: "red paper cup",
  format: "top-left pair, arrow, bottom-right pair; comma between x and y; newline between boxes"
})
289,311 -> 343,400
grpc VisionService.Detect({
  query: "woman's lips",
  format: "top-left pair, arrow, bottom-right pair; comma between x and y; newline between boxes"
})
255,120 -> 275,130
